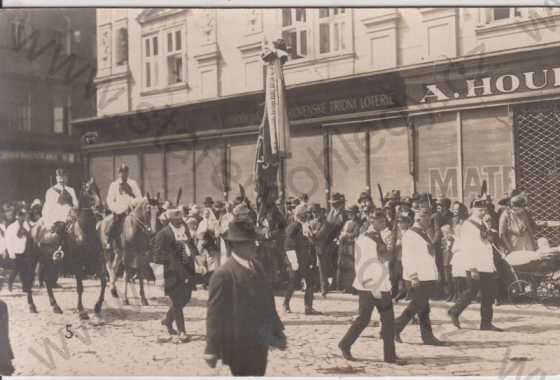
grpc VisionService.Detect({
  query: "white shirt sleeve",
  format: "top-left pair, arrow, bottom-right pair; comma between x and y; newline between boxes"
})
106,181 -> 118,213
401,231 -> 418,281
5,222 -> 27,258
42,188 -> 56,218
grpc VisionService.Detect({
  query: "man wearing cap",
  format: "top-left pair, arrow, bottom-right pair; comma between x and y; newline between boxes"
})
105,163 -> 142,249
308,203 -> 331,296
153,208 -> 197,343
338,208 -> 401,364
42,168 -> 78,232
205,203 -> 286,376
448,199 -> 503,332
394,207 -> 445,346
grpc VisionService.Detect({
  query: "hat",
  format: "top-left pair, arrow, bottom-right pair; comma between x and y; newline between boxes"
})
357,191 -> 373,203
232,203 -> 253,223
55,168 -> 68,177
117,163 -> 129,174
329,192 -> 345,204
415,207 -> 432,217
222,220 -> 258,242
294,204 -> 308,219
471,198 -> 487,209
510,192 -> 528,207
213,200 -> 226,210
165,208 -> 183,220
400,197 -> 412,206
309,203 -> 322,215
203,197 -> 214,207
347,205 -> 360,215
370,208 -> 386,219
31,198 -> 42,208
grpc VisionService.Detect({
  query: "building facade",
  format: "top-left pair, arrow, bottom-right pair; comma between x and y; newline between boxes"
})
0,9 -> 97,202
76,8 -> 560,243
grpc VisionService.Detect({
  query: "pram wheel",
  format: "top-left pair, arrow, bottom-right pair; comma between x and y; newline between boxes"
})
508,280 -> 534,307
542,296 -> 560,310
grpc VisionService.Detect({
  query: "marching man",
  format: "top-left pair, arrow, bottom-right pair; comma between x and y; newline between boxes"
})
394,207 -> 445,346
42,168 -> 78,251
448,198 -> 503,332
105,163 -> 142,248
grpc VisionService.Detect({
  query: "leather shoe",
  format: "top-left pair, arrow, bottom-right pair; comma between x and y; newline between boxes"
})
448,310 -> 461,329
304,308 -> 322,315
395,331 -> 403,343
422,336 -> 446,346
481,324 -> 503,332
161,319 -> 177,335
338,343 -> 355,361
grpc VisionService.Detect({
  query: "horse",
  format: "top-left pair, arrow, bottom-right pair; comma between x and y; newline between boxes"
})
30,178 -> 106,319
98,194 -> 160,306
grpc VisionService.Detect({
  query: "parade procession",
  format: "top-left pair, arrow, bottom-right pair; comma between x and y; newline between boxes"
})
2,6 -> 560,377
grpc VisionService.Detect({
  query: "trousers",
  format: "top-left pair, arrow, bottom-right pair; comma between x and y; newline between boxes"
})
284,264 -> 315,309
339,291 -> 396,362
449,272 -> 497,327
395,281 -> 437,342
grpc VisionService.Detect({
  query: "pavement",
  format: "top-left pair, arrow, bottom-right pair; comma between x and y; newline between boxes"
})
3,277 -> 559,376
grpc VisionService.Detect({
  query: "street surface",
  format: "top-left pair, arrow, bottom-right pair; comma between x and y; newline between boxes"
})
4,277 -> 559,376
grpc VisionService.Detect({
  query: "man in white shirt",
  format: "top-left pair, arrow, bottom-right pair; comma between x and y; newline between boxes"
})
394,207 -> 445,346
338,209 -> 401,364
448,199 -> 503,332
42,168 -> 78,233
105,163 -> 142,248
5,208 -> 36,311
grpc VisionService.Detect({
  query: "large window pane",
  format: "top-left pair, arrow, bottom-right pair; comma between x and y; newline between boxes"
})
296,9 -> 306,22
282,8 -> 292,27
229,137 -> 257,204
167,32 -> 173,52
286,131 -> 324,205
331,127 -> 367,205
195,144 -> 224,202
142,150 -> 164,199
152,36 -> 158,55
319,23 -> 330,54
300,30 -> 307,55
89,155 -> 113,199
167,144 -> 194,205
175,30 -> 182,51
144,38 -> 150,57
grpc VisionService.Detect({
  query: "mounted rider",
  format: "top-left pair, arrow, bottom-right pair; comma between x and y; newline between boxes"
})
42,168 -> 79,255
105,163 -> 142,249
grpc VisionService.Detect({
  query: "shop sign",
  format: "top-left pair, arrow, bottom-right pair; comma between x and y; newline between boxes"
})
429,165 -> 513,200
0,150 -> 77,163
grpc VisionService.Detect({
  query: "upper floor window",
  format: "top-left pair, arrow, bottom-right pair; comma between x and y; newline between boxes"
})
165,28 -> 184,85
318,8 -> 347,55
280,8 -> 351,62
486,7 -> 522,23
281,8 -> 309,60
11,18 -> 26,48
53,106 -> 66,134
115,27 -> 128,66
53,29 -> 71,55
12,103 -> 31,132
143,34 -> 159,89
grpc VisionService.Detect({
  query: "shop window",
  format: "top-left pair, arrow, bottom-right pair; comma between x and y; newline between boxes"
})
166,28 -> 185,85
53,106 -> 66,134
10,103 -> 31,132
115,27 -> 128,66
53,29 -> 71,55
143,35 -> 159,89
281,8 -> 309,60
11,19 -> 26,48
318,8 -> 347,55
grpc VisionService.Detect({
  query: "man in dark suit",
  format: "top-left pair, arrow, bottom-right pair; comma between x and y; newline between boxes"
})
153,208 -> 197,343
204,204 -> 287,376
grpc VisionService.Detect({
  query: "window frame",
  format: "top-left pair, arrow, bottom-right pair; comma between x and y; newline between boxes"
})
142,33 -> 160,90
281,8 -> 311,61
164,25 -> 186,86
53,106 -> 66,135
317,8 -> 349,57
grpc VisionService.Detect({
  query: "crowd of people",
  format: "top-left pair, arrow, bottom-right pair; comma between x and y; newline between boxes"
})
0,163 -> 546,376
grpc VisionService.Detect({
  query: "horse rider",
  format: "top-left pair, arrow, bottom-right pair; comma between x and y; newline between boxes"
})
105,163 -> 142,249
42,168 -> 79,255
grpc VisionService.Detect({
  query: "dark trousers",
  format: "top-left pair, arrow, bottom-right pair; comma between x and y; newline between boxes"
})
395,281 -> 437,342
0,300 -> 14,375
339,291 -> 396,362
165,285 -> 192,334
284,266 -> 314,309
229,346 -> 268,376
8,255 -> 34,295
449,272 -> 497,327
317,253 -> 330,294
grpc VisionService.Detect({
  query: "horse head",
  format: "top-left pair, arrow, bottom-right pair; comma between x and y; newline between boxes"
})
131,194 -> 161,235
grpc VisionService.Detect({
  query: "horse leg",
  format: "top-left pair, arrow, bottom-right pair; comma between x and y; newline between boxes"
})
107,248 -> 120,298
46,261 -> 62,314
94,267 -> 107,315
139,266 -> 149,306
123,267 -> 130,305
24,256 -> 38,313
76,268 -> 89,320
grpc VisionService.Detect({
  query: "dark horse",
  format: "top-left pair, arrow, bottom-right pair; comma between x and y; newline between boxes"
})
30,178 -> 106,319
98,194 -> 159,306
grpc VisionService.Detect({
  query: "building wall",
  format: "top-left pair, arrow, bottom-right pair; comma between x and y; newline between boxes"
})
95,7 -> 560,118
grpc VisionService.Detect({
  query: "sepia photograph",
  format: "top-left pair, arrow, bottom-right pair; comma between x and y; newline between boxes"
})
1,4 -> 560,377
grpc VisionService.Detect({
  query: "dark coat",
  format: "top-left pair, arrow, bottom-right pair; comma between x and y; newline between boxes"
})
205,257 -> 284,369
153,225 -> 196,296
284,222 -> 314,269
308,217 -> 330,256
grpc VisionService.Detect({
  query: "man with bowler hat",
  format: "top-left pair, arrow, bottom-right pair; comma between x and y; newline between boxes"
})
394,207 -> 445,346
204,203 -> 286,376
338,208 -> 403,364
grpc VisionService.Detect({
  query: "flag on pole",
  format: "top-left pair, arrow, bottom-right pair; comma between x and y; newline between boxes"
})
255,39 -> 291,223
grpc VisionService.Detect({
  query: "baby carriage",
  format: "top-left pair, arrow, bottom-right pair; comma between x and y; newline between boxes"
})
503,238 -> 560,309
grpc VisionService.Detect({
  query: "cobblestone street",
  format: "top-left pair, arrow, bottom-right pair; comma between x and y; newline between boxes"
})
5,277 -> 560,376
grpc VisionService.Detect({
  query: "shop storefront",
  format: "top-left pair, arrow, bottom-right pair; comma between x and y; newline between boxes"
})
75,45 -> 560,243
